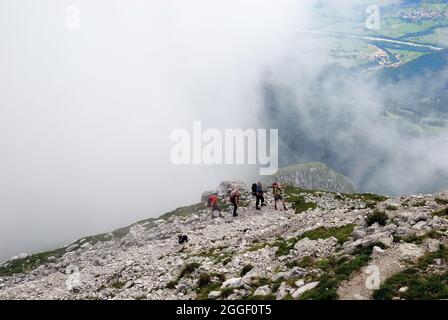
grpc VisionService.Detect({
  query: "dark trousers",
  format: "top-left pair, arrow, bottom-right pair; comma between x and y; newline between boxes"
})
256,195 -> 264,208
232,202 -> 238,216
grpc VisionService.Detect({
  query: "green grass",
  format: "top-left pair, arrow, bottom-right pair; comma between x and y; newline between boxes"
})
412,200 -> 427,207
246,294 -> 276,300
366,210 -> 388,227
394,230 -> 442,244
167,262 -> 201,289
287,195 -> 317,214
0,247 -> 66,277
274,224 -> 354,257
385,205 -> 398,211
433,207 -> 448,217
274,237 -> 299,257
299,244 -> 385,300
301,225 -> 354,245
197,273 -> 212,287
198,247 -> 234,265
343,193 -> 388,203
373,246 -> 448,300
111,280 -> 126,289
166,280 -> 178,289
435,198 -> 448,205
287,256 -> 316,269
284,186 -> 318,214
220,287 -> 235,298
250,277 -> 271,288
247,243 -> 268,252
195,282 -> 222,300
179,262 -> 200,278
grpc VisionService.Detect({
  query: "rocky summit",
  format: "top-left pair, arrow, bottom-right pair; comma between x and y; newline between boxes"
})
262,162 -> 358,194
1,181 -> 448,300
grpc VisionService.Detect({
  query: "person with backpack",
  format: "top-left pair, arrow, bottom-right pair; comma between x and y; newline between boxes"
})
229,189 -> 240,217
177,234 -> 189,252
272,182 -> 287,211
255,182 -> 265,210
251,183 -> 257,197
207,193 -> 222,218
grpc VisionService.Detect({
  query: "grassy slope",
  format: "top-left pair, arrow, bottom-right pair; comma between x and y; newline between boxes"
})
0,202 -> 207,277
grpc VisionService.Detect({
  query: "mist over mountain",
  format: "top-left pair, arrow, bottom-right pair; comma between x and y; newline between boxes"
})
1,0 -> 448,262
262,1 -> 448,195
261,61 -> 448,195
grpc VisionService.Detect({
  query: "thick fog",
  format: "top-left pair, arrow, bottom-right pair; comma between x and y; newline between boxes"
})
1,0 -> 447,261
0,0 -> 310,260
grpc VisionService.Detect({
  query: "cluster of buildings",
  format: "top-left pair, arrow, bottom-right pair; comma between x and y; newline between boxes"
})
366,48 -> 402,68
396,7 -> 448,22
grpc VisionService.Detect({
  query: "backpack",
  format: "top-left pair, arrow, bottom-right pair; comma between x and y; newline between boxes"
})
251,183 -> 257,196
207,196 -> 213,207
229,191 -> 237,203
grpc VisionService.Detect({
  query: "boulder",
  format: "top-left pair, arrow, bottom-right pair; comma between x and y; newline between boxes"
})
221,277 -> 245,289
276,282 -> 288,300
398,212 -> 414,221
295,279 -> 305,288
372,246 -> 384,258
272,266 -> 308,282
384,224 -> 397,233
395,226 -> 411,236
398,243 -> 424,260
208,291 -> 222,300
292,282 -> 319,299
414,213 -> 430,222
293,237 -> 337,259
412,221 -> 427,230
423,238 -> 441,253
124,281 -> 134,289
352,229 -> 366,240
253,285 -> 271,296
47,256 -> 57,263
18,253 -> 29,259
344,232 -> 393,253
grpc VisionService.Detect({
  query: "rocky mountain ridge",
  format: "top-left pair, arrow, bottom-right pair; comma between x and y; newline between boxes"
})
261,162 -> 358,194
1,181 -> 448,300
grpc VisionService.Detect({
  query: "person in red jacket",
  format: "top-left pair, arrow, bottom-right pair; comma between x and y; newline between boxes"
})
207,193 -> 222,218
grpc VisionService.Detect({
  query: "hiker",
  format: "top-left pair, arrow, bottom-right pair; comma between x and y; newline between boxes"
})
272,182 -> 287,211
177,234 -> 189,252
251,183 -> 257,197
255,182 -> 265,210
207,193 -> 222,218
229,189 -> 240,217
178,234 -> 188,244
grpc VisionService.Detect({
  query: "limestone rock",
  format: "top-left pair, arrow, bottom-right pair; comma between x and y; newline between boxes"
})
292,282 -> 319,299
